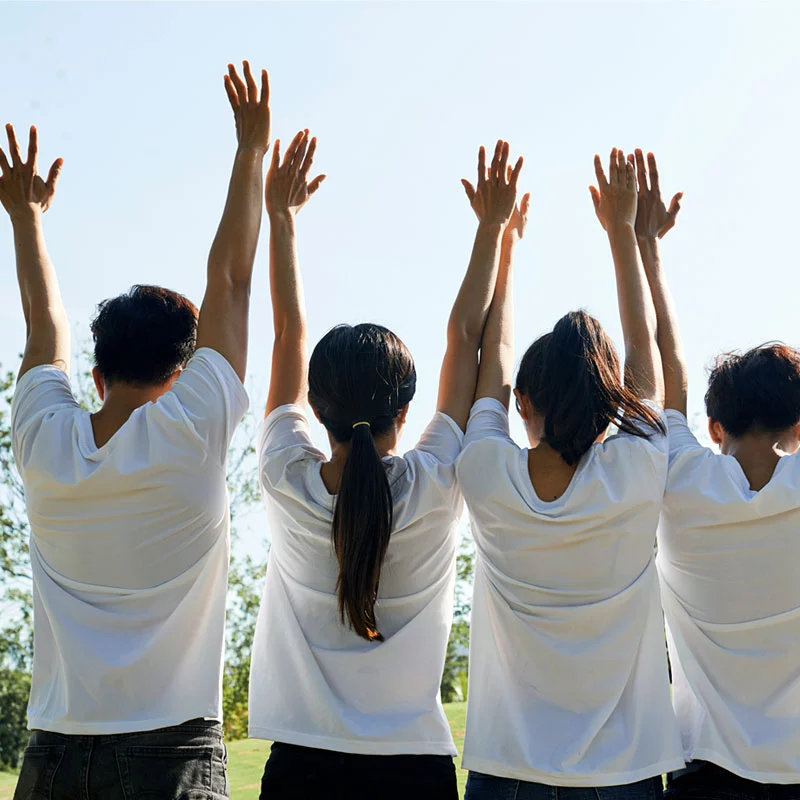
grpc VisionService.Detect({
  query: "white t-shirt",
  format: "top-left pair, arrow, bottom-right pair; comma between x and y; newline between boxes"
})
456,397 -> 684,787
11,348 -> 248,735
248,404 -> 463,756
657,409 -> 800,783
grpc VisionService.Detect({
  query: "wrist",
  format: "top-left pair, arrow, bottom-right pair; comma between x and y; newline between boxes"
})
236,144 -> 268,159
477,220 -> 505,236
606,221 -> 636,241
9,204 -> 43,227
267,208 -> 296,227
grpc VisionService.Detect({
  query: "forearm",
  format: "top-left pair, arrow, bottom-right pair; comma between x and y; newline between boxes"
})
475,232 -> 516,405
12,208 -> 69,375
207,147 -> 265,286
268,212 -> 307,342
638,236 -> 687,413
607,222 -> 662,399
12,207 -> 64,325
447,221 -> 505,345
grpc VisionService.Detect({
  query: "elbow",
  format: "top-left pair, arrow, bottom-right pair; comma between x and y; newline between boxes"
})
447,320 -> 483,350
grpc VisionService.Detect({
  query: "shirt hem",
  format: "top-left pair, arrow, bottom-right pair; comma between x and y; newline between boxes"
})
688,749 -> 800,785
248,726 -> 458,757
460,755 -> 686,787
28,714 -> 222,735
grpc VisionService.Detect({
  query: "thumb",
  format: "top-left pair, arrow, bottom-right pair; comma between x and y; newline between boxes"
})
46,158 -> 64,192
520,192 -> 531,217
588,185 -> 601,213
461,179 -> 476,203
667,191 -> 683,217
307,174 -> 326,195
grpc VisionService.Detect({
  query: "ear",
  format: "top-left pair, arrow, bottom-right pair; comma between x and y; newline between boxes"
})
92,366 -> 106,402
307,396 -> 324,425
396,403 -> 410,428
514,389 -> 531,421
166,368 -> 182,389
708,418 -> 724,445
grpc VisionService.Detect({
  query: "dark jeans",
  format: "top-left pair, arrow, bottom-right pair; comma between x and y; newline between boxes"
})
13,718 -> 228,800
259,741 -> 458,800
465,771 -> 663,800
665,761 -> 800,800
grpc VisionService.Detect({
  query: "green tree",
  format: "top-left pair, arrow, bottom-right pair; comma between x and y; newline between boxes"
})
441,531 -> 475,702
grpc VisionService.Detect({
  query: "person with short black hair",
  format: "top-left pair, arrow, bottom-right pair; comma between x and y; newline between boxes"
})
455,149 -> 684,798
639,149 -> 800,799
2,61 -> 270,799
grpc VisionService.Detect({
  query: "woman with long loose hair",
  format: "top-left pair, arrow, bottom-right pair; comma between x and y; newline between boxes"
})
249,132 -> 524,800
456,149 -> 684,799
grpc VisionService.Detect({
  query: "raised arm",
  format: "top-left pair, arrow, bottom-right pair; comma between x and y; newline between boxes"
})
0,125 -> 67,380
633,149 -> 686,415
195,61 -> 271,382
474,183 -> 531,407
264,131 -> 325,416
589,148 -> 663,404
437,141 -> 522,430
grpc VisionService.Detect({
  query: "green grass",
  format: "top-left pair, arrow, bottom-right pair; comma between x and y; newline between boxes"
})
0,769 -> 17,800
0,702 -> 469,800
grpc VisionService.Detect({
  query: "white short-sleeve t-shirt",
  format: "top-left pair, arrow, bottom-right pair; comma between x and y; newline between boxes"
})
248,404 -> 463,756
456,397 -> 684,787
657,409 -> 800,783
11,348 -> 248,734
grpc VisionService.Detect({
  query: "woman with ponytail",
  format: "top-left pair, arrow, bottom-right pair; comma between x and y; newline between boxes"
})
456,149 -> 684,799
249,131 -> 524,799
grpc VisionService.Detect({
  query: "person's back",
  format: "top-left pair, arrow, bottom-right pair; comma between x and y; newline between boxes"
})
4,62 -> 271,799
457,150 -> 685,799
14,343 -> 245,730
657,344 -> 800,785
249,137 -> 525,800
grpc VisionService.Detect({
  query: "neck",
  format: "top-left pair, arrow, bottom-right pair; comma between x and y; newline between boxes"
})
722,432 -> 794,491
329,433 -> 398,464
91,382 -> 169,447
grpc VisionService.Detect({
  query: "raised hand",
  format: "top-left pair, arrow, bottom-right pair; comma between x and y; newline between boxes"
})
224,61 -> 271,154
265,130 -> 326,218
504,164 -> 531,241
589,147 -> 637,232
461,140 -> 523,227
632,149 -> 682,239
0,125 -> 63,219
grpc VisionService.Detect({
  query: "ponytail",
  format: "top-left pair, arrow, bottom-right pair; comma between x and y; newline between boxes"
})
308,323 -> 417,642
331,422 -> 393,642
516,311 -> 665,465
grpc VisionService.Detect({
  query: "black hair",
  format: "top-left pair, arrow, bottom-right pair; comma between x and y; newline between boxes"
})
705,343 -> 800,436
308,323 -> 417,642
515,310 -> 665,465
90,285 -> 198,386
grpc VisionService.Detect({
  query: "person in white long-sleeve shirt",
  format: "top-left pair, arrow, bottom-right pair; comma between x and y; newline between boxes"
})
456,149 -> 684,799
636,148 -> 800,799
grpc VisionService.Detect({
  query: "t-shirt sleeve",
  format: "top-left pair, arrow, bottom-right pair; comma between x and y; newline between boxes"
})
665,409 -> 705,463
412,412 -> 465,466
456,397 -> 517,501
167,347 -> 250,464
258,404 -> 326,494
11,366 -> 79,468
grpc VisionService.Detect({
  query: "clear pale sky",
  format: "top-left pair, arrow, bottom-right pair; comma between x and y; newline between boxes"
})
1,2 -> 799,549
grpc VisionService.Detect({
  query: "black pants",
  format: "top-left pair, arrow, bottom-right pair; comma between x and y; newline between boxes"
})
13,718 -> 228,800
259,741 -> 459,800
666,761 -> 800,800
